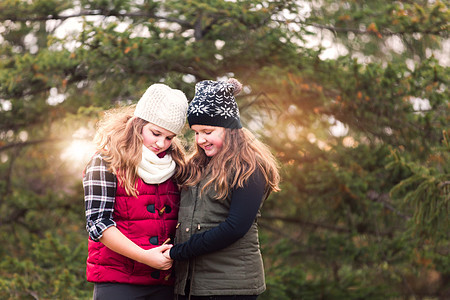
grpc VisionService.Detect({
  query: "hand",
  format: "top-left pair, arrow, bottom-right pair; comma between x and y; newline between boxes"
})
99,227 -> 174,270
163,248 -> 171,260
140,244 -> 173,270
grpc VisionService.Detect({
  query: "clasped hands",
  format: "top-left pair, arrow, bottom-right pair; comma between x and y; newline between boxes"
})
140,244 -> 174,270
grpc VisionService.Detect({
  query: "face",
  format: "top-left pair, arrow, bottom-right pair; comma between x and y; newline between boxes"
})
191,125 -> 226,157
141,123 -> 175,155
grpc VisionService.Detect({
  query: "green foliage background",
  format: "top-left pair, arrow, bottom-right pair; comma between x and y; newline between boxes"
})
0,0 -> 448,299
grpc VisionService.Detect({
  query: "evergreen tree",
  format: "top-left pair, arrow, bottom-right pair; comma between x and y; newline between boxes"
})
0,1 -> 448,299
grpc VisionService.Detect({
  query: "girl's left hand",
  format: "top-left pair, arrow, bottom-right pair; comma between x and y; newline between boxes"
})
141,244 -> 173,270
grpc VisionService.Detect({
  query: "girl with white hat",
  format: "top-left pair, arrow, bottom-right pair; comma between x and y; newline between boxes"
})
83,83 -> 188,299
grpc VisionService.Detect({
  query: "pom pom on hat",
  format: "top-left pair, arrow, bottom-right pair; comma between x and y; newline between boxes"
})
134,83 -> 188,135
227,78 -> 242,95
187,78 -> 243,129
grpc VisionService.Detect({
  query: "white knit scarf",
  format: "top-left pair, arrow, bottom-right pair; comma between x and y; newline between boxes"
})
137,146 -> 176,184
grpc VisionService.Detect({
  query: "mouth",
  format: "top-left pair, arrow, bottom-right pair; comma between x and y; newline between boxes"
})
202,144 -> 213,151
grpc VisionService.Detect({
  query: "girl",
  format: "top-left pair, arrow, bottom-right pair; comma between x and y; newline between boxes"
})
165,78 -> 280,299
83,83 -> 188,300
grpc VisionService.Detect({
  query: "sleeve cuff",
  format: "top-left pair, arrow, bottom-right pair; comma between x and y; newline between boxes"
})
87,219 -> 116,242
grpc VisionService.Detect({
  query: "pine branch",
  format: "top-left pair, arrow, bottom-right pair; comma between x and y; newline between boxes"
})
258,222 -> 300,244
270,18 -> 447,37
0,10 -> 191,27
306,22 -> 448,37
261,214 -> 395,237
0,138 -> 61,152
261,214 -> 351,233
3,12 -> 447,37
367,190 -> 411,220
0,208 -> 27,227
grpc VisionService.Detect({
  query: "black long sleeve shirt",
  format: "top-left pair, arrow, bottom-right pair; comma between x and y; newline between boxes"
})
170,169 -> 266,260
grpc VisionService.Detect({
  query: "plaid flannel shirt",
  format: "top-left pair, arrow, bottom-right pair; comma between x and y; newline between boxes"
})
83,153 -> 117,242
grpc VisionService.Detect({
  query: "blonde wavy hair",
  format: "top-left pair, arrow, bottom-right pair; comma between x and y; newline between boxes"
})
94,105 -> 186,197
181,127 -> 280,199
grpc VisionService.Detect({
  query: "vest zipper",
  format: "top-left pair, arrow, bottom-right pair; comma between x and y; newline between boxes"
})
186,185 -> 199,298
156,183 -> 166,244
190,185 -> 199,231
188,260 -> 196,300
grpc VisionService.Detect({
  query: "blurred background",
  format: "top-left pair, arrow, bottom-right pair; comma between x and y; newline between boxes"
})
0,0 -> 448,299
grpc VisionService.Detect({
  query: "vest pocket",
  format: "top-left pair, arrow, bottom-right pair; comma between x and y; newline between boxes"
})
193,223 -> 246,280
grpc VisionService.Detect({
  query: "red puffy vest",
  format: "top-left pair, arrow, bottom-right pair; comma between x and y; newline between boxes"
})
86,177 -> 179,285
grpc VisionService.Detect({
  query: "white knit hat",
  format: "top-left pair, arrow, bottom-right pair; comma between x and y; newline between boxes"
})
134,83 -> 188,134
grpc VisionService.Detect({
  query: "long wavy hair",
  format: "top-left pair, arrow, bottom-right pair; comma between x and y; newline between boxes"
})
93,105 -> 186,197
181,127 -> 280,199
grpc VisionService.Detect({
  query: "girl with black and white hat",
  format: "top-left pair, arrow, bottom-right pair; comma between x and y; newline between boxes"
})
164,78 -> 280,299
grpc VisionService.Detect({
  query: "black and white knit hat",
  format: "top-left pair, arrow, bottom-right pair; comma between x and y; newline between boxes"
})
187,78 -> 243,129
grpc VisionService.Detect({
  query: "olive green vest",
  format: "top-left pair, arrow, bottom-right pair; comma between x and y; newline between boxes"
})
173,178 -> 266,296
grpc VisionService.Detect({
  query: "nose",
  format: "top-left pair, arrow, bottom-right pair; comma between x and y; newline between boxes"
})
197,135 -> 206,144
156,137 -> 165,148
